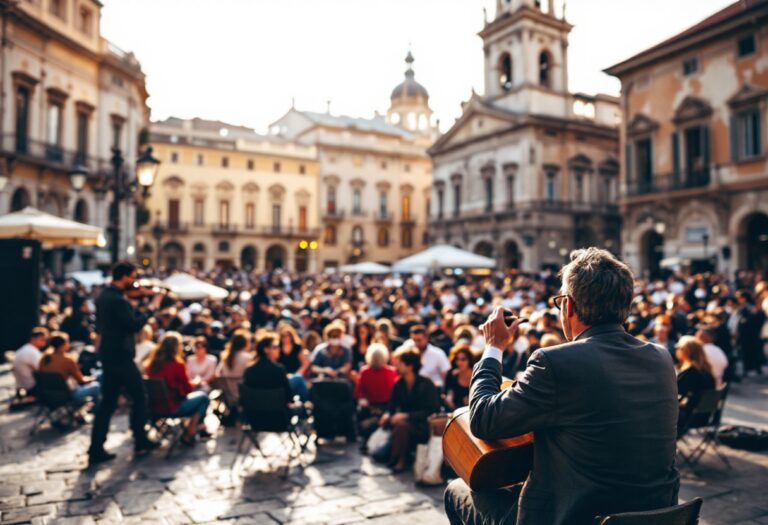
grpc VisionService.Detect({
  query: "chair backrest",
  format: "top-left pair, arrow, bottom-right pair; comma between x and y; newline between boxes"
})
596,498 -> 702,525
238,384 -> 290,433
33,371 -> 72,409
685,388 -> 728,431
144,378 -> 175,417
311,379 -> 353,407
214,376 -> 242,406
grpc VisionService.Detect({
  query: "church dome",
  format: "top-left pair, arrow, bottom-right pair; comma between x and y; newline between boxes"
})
390,51 -> 429,100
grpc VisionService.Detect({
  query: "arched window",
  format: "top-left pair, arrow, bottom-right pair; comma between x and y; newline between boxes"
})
539,51 -> 552,88
352,225 -> 364,245
499,53 -> 512,91
193,242 -> 206,253
10,187 -> 30,212
218,241 -> 230,253
377,227 -> 389,247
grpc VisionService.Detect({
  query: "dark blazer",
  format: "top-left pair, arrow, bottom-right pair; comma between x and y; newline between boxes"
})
95,285 -> 148,366
388,375 -> 441,441
470,323 -> 680,525
243,358 -> 292,402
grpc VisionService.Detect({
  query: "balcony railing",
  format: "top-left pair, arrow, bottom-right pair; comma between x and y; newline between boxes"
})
257,226 -> 321,238
374,211 -> 393,222
624,169 -> 711,197
1,134 -> 101,173
322,208 -> 345,220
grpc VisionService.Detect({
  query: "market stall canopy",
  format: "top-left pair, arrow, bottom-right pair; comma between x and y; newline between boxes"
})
0,207 -> 104,246
339,261 -> 392,275
163,273 -> 229,301
392,244 -> 496,274
68,270 -> 108,290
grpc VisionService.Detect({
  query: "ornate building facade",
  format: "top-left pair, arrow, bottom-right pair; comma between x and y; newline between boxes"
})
428,0 -> 620,272
0,0 -> 149,270
269,52 -> 435,269
606,0 -> 768,277
142,117 -> 321,272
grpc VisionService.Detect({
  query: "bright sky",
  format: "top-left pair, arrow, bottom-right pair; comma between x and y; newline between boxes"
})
100,0 -> 733,133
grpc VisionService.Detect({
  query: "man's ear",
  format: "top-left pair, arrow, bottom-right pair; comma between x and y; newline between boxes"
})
566,295 -> 576,318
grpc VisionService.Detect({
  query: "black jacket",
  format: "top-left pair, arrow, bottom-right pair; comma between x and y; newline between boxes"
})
470,324 -> 680,525
243,358 -> 292,402
95,285 -> 148,366
388,375 -> 440,441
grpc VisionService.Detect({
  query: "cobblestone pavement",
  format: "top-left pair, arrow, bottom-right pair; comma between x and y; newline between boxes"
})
0,364 -> 766,525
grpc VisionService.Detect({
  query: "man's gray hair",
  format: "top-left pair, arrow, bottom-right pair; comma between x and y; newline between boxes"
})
558,248 -> 635,326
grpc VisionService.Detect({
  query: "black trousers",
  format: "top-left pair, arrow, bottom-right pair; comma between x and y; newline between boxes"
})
88,360 -> 148,454
445,478 -> 520,525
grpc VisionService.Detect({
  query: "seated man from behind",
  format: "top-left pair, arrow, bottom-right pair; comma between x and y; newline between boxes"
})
38,332 -> 101,408
12,327 -> 49,397
445,248 -> 679,525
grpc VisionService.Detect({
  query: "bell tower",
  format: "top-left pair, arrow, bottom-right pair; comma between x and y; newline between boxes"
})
481,0 -> 572,116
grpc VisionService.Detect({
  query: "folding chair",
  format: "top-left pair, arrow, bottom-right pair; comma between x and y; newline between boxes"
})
30,371 -> 85,435
677,386 -> 731,470
235,384 -> 311,477
210,376 -> 241,426
594,497 -> 703,525
143,378 -> 185,459
311,379 -> 356,442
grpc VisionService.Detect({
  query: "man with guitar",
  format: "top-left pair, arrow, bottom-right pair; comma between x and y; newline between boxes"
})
445,248 -> 680,525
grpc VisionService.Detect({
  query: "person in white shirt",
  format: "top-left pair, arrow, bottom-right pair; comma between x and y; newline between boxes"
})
695,326 -> 729,389
186,336 -> 217,392
134,324 -> 155,368
12,327 -> 49,395
405,325 -> 451,387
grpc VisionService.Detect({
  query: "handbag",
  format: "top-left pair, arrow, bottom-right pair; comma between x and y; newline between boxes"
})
367,427 -> 391,455
414,434 -> 444,485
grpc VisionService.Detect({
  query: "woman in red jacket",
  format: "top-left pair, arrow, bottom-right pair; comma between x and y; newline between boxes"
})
145,331 -> 210,445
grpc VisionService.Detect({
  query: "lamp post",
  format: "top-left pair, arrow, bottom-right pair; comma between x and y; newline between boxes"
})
151,210 -> 164,269
69,164 -> 88,194
106,146 -> 160,265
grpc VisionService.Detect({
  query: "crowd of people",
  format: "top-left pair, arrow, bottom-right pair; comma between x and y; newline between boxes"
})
10,261 -> 768,471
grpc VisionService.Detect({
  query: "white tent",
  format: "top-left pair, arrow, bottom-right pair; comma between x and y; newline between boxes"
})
339,261 -> 391,275
68,270 -> 108,290
0,206 -> 104,246
163,273 -> 229,301
392,244 -> 496,274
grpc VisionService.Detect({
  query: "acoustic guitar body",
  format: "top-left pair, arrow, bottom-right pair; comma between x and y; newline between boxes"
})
443,406 -> 534,491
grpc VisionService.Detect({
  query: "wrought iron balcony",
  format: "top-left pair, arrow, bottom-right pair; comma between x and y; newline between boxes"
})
624,169 -> 711,197
322,208 -> 345,220
1,133 -> 100,173
374,211 -> 393,223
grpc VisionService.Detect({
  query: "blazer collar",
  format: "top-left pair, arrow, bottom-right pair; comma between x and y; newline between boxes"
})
574,323 -> 625,341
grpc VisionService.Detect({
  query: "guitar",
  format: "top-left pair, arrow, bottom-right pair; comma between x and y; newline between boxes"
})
442,380 -> 534,491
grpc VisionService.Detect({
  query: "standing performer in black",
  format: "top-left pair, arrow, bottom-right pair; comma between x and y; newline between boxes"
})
87,261 -> 164,466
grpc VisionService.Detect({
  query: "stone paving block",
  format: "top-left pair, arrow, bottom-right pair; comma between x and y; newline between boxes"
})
0,484 -> 20,498
362,507 -> 447,525
60,497 -> 114,517
355,496 -> 433,519
23,480 -> 68,496
0,504 -> 55,524
0,497 -> 26,512
114,490 -> 165,516
218,499 -> 284,519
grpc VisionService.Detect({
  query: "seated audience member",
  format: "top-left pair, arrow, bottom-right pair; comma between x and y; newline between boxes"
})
352,318 -> 375,372
145,331 -> 210,445
59,298 -> 92,344
443,343 -> 475,411
277,324 -> 310,401
215,329 -> 253,408
695,325 -> 729,389
302,330 -> 322,355
205,321 -> 228,357
354,343 -> 398,409
134,324 -> 155,367
12,327 -> 49,396
186,337 -> 217,392
181,303 -> 207,336
651,316 -> 675,358
243,331 -> 295,408
539,332 -> 563,348
675,335 -> 716,434
379,347 -> 440,472
310,322 -> 353,379
406,325 -> 451,388
374,318 -> 403,352
38,331 -> 101,408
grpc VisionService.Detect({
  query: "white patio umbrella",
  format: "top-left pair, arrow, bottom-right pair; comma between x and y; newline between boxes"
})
0,206 -> 104,246
392,244 -> 496,274
163,273 -> 229,301
339,261 -> 391,275
68,270 -> 108,290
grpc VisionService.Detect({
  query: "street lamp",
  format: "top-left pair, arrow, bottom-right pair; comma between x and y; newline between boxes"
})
69,164 -> 88,193
136,146 -> 161,196
107,146 -> 161,265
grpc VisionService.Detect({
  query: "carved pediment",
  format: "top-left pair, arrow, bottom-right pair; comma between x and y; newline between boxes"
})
268,184 -> 286,200
242,182 -> 260,193
598,158 -> 619,175
400,183 -> 414,195
429,99 -> 518,154
375,181 -> 392,192
323,174 -> 340,187
627,113 -> 659,137
215,180 -> 234,192
673,96 -> 712,124
728,84 -> 768,109
568,154 -> 593,172
162,175 -> 185,189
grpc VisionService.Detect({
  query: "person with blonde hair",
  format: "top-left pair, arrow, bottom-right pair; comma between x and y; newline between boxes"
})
675,335 -> 715,403
145,331 -> 210,445
215,329 -> 253,408
134,324 -> 155,367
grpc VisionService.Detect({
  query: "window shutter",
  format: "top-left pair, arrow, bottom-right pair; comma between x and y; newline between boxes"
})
671,133 -> 680,186
755,111 -> 763,155
730,115 -> 739,162
625,143 -> 633,183
702,126 -> 711,183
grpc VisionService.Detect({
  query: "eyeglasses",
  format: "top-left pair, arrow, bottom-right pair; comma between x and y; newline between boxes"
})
551,294 -> 568,311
